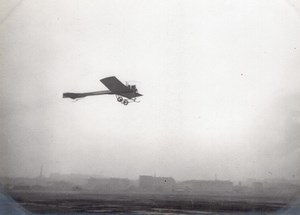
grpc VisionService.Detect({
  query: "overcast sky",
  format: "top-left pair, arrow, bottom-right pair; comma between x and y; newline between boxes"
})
1,0 -> 300,181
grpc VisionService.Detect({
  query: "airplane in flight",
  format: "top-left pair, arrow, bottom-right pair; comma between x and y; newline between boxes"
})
63,76 -> 142,105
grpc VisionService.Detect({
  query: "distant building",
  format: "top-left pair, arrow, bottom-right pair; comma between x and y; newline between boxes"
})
153,177 -> 176,192
87,177 -> 131,193
49,173 -> 91,186
180,180 -> 233,194
87,177 -> 109,192
233,182 -> 248,194
139,175 -> 154,191
139,175 -> 176,192
263,181 -> 300,196
107,178 -> 131,192
48,180 -> 73,191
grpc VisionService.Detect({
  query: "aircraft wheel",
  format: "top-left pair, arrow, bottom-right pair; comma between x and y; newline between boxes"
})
117,97 -> 123,102
123,100 -> 129,105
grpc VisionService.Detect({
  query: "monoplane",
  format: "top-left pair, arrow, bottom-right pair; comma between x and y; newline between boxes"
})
63,76 -> 142,105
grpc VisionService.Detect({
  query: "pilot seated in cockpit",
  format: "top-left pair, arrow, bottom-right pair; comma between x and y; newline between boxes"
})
129,85 -> 137,91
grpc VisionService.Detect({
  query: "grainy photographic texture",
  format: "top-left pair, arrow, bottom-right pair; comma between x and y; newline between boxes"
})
0,0 -> 300,214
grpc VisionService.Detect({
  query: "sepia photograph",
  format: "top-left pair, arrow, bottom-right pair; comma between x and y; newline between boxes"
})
1,0 -> 300,214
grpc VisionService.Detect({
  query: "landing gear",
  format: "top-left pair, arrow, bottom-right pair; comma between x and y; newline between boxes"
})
116,96 -> 129,105
122,100 -> 129,105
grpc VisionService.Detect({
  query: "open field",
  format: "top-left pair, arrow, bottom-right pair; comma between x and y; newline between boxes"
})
8,191 -> 299,214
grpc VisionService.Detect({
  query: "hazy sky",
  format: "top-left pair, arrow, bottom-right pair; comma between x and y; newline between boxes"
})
1,0 -> 300,181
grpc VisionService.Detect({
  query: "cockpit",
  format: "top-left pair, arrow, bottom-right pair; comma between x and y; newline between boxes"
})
128,85 -> 137,91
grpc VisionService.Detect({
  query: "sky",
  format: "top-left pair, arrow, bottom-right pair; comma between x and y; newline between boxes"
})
0,0 -> 300,181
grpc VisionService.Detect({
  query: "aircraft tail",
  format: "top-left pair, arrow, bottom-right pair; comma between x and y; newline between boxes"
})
63,90 -> 112,99
63,93 -> 86,99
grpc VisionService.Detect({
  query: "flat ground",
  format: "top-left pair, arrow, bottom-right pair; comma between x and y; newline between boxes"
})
8,191 -> 297,214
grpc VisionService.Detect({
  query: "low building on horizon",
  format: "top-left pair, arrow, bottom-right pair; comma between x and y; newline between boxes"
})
139,175 -> 176,192
87,177 -> 132,193
179,180 -> 234,194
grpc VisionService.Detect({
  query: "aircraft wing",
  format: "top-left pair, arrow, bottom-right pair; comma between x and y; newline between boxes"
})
100,76 -> 128,93
119,92 -> 143,99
